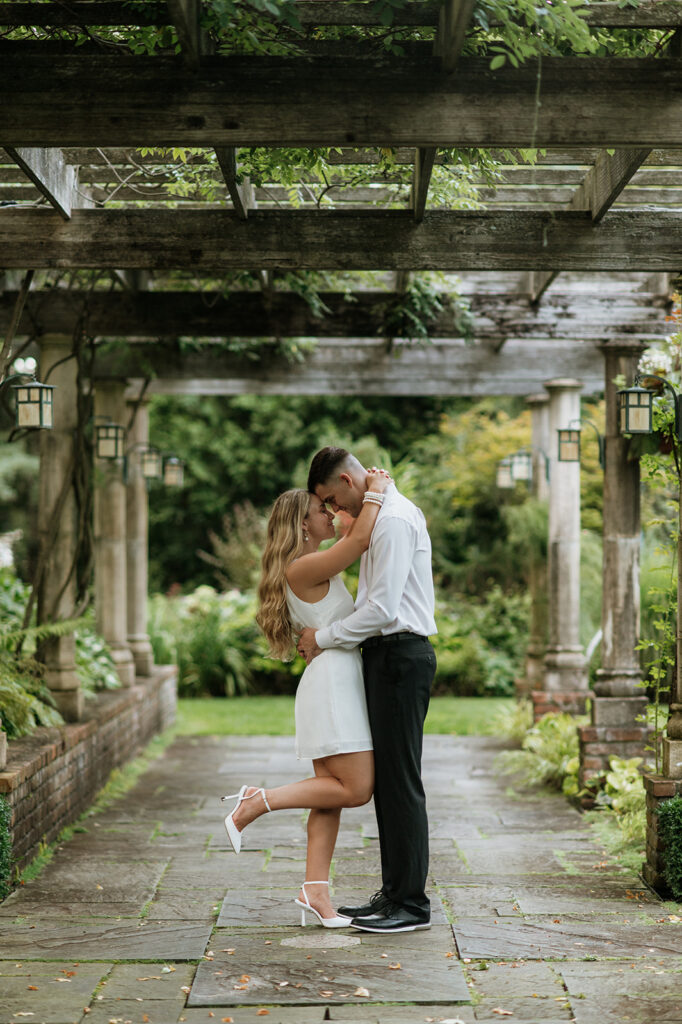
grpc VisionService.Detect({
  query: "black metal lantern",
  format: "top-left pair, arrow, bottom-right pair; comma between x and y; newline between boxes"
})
510,449 -> 533,482
617,384 -> 653,435
12,379 -> 55,429
163,456 -> 185,487
140,446 -> 163,480
557,427 -> 581,463
496,457 -> 514,489
95,421 -> 126,460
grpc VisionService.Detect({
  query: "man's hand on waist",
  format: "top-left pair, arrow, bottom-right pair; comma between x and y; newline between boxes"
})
297,627 -> 322,665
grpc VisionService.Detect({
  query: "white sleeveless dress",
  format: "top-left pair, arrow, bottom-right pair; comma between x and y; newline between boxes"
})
286,575 -> 373,761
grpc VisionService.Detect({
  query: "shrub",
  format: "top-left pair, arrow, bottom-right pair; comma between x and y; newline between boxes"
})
495,712 -> 586,795
431,586 -> 529,696
658,794 -> 682,901
593,756 -> 646,844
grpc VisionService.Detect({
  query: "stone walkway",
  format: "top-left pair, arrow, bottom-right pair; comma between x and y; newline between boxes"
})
0,734 -> 681,1024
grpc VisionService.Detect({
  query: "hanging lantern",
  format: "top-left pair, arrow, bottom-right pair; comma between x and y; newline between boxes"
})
496,457 -> 514,489
510,450 -> 532,482
95,421 -> 125,460
164,456 -> 185,487
557,427 -> 581,462
617,385 -> 653,435
140,446 -> 163,480
12,380 -> 55,429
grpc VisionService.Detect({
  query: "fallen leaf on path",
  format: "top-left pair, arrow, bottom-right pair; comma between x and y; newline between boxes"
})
445,952 -> 454,958
257,1012 -> 270,1017
161,964 -> 175,972
388,963 -> 401,970
27,986 -> 38,991
239,974 -> 250,983
221,1018 -> 233,1022
180,985 -> 191,994
492,1010 -> 513,1016
668,915 -> 681,922
55,978 -> 71,983
354,987 -> 370,997
319,990 -> 334,997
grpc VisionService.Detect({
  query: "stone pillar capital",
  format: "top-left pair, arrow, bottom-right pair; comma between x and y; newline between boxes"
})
543,378 -> 583,393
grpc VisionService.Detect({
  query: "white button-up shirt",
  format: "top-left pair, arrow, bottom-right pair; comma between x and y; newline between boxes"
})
315,484 -> 437,650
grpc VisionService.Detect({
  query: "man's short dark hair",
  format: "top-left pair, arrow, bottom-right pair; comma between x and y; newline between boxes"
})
307,446 -> 350,493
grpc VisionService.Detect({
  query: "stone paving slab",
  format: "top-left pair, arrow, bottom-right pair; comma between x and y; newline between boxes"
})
559,959 -> 682,996
453,916 -> 682,960
0,920 -> 213,960
188,940 -> 469,1006
0,961 -> 110,1024
570,997 -> 682,1023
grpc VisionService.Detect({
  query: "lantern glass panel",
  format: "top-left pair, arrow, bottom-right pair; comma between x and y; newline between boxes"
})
628,392 -> 652,434
96,424 -> 125,460
13,382 -> 54,429
141,449 -> 163,479
164,459 -> 184,487
511,451 -> 532,481
496,460 -> 514,489
558,429 -> 581,462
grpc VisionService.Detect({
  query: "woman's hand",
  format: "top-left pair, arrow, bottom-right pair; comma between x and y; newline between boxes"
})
365,467 -> 392,493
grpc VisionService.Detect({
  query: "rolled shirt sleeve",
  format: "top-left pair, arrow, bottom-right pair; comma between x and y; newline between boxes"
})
315,516 -> 416,650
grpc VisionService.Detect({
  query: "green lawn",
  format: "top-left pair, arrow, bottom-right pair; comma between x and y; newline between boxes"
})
175,695 -> 515,737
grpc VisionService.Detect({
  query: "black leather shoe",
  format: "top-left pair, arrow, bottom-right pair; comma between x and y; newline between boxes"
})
337,890 -> 392,919
350,909 -> 431,933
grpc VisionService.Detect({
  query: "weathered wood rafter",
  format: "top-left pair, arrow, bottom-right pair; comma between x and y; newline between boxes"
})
410,0 -> 475,222
1,208 -> 682,272
1,287 -> 668,343
3,147 -> 79,220
3,57 -> 682,148
93,338 -> 608,397
2,1 -> 682,29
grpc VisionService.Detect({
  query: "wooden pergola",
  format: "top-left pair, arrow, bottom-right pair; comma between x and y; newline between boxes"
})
2,0 -> 682,892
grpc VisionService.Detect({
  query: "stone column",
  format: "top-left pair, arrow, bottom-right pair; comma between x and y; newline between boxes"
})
579,342 -> 649,787
93,382 -> 136,686
36,335 -> 83,721
126,398 -> 154,676
518,394 -> 550,697
535,379 -> 588,718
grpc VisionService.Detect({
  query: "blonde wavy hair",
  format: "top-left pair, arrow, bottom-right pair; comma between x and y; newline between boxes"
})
256,489 -> 311,660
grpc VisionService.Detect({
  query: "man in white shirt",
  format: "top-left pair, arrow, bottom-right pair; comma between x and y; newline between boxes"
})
298,446 -> 437,933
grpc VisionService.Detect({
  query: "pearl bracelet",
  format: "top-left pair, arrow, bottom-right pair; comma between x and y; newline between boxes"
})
363,491 -> 385,506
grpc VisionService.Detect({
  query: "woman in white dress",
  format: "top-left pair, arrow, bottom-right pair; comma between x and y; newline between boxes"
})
221,470 -> 391,927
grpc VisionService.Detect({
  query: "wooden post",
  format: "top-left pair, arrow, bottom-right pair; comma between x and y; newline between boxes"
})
93,382 -> 136,686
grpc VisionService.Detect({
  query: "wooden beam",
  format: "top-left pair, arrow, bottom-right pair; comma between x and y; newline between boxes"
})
3,208 -> 682,271
2,288 -> 669,343
410,0 -> 476,222
3,57 -> 682,148
525,271 -> 559,305
4,147 -> 77,219
3,1 -> 682,29
214,146 -> 256,219
166,0 -> 201,70
94,338 -> 608,396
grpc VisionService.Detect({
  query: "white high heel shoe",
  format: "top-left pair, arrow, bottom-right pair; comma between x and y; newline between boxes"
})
294,881 -> 349,928
221,786 -> 271,854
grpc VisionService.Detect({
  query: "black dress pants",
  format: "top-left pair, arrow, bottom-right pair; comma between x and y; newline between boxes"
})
362,635 -> 436,918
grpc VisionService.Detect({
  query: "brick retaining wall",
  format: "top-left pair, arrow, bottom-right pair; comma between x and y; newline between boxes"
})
643,772 -> 682,896
0,666 -> 177,873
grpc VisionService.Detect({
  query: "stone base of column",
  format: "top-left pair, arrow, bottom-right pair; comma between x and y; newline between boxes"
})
128,636 -> 155,677
642,773 -> 682,896
579,695 -> 650,788
662,738 -> 682,779
51,688 -> 85,722
110,646 -> 137,687
0,729 -> 6,770
543,648 -> 588,693
522,643 -> 546,696
593,668 -> 644,698
531,689 -> 590,722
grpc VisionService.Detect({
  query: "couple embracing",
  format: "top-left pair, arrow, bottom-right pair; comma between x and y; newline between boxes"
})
221,446 -> 437,934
